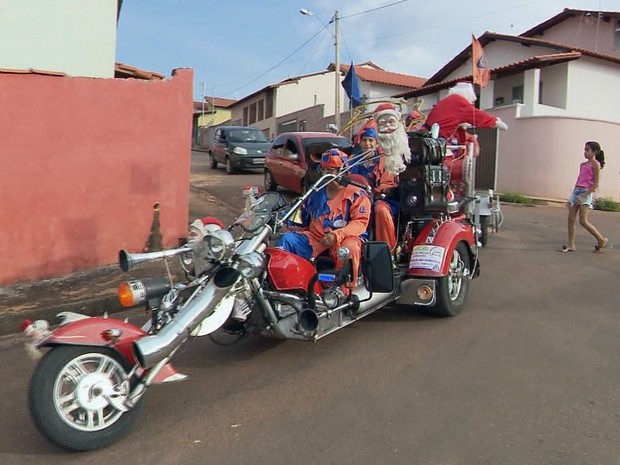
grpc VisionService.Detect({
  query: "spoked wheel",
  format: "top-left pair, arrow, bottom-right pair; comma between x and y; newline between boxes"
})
264,169 -> 277,191
428,242 -> 470,317
29,346 -> 144,451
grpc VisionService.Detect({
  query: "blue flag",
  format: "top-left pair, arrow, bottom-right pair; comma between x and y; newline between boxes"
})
341,62 -> 362,108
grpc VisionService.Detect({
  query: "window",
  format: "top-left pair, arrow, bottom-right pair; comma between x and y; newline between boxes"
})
615,20 -> 620,49
258,100 -> 264,121
265,93 -> 273,118
299,119 -> 306,131
284,139 -> 299,158
511,85 -> 523,104
271,135 -> 286,155
243,107 -> 249,126
249,103 -> 257,124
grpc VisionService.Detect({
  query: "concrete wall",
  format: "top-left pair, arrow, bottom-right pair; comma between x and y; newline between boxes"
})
0,68 -> 194,285
0,0 -> 117,78
527,14 -> 620,57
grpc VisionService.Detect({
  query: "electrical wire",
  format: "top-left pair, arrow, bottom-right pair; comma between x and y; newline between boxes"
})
221,27 -> 327,97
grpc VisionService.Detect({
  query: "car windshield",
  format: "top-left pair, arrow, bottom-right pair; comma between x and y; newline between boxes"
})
228,129 -> 268,143
301,137 -> 351,153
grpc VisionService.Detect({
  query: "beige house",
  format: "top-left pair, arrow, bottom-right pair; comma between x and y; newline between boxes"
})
0,0 -> 120,78
399,9 -> 620,202
228,62 -> 426,139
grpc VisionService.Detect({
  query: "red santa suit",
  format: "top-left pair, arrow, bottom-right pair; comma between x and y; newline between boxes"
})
424,93 -> 498,139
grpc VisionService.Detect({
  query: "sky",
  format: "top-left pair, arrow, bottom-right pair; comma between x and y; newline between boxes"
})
116,0 -> 616,101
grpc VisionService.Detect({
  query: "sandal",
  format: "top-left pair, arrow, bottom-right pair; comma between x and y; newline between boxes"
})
594,238 -> 608,252
560,245 -> 575,253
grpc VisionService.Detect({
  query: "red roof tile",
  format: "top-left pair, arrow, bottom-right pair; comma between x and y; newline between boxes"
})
114,62 -> 165,80
336,63 -> 426,88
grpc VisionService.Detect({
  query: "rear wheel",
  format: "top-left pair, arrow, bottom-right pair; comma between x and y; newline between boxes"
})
264,169 -> 277,191
479,215 -> 490,247
209,152 -> 218,169
428,242 -> 470,317
29,346 -> 143,451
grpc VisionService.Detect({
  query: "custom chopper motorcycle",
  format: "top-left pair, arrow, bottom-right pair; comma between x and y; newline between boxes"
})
24,129 -> 480,451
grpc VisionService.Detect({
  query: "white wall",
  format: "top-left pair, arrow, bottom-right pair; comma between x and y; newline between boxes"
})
276,72 -> 337,118
567,59 -> 620,123
0,0 -> 117,78
527,14 -> 620,58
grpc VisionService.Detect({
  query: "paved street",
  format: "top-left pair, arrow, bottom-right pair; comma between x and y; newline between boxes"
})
1,155 -> 619,464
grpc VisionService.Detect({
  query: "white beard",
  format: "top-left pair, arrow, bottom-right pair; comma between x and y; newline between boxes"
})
377,124 -> 411,175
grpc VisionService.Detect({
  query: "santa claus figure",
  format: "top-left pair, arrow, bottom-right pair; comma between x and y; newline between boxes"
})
373,103 -> 412,175
424,82 -> 508,141
424,82 -> 508,197
187,216 -> 225,244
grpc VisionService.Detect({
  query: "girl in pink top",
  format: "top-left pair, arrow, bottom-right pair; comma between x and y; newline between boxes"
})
561,141 -> 608,252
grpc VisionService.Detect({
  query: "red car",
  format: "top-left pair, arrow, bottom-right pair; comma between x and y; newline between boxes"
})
264,132 -> 351,194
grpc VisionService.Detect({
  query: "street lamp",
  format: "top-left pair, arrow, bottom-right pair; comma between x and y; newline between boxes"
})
300,8 -> 341,130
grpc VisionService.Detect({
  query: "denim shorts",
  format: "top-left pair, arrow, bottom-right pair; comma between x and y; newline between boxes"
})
568,186 -> 593,207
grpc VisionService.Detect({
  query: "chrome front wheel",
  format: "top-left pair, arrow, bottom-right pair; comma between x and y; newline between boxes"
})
29,346 -> 144,451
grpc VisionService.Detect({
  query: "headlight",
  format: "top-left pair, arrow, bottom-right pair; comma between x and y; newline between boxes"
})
236,252 -> 265,279
233,146 -> 248,155
204,229 -> 235,261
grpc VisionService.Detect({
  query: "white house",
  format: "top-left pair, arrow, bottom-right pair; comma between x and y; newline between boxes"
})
0,0 -> 119,78
398,9 -> 620,202
228,62 -> 426,138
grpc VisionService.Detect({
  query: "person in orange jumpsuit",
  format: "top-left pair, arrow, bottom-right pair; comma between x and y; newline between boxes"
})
277,148 -> 371,288
350,127 -> 399,251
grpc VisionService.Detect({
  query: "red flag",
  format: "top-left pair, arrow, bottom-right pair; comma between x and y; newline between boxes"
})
472,35 -> 490,88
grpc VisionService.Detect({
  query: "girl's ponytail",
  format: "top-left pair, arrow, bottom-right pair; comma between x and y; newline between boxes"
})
586,141 -> 605,169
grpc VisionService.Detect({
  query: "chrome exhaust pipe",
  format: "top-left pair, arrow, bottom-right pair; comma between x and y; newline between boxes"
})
297,309 -> 319,335
133,266 -> 240,369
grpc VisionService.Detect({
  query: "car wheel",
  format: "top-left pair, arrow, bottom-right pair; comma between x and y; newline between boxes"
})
209,152 -> 217,169
225,157 -> 236,175
264,169 -> 277,192
427,242 -> 470,317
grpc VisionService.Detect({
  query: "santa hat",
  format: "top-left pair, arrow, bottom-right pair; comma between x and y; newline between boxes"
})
373,103 -> 400,121
320,148 -> 348,168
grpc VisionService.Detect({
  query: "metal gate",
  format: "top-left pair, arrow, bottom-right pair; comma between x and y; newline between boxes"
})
469,127 -> 499,190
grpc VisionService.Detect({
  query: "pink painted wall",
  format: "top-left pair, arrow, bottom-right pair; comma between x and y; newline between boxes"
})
491,105 -> 620,202
0,68 -> 193,284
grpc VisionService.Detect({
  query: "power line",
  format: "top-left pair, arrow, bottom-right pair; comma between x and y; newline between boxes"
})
221,26 -> 327,97
341,0 -> 409,20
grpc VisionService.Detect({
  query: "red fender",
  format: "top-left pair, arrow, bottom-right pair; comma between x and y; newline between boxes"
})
41,317 -> 182,384
407,219 -> 475,277
265,247 -> 322,294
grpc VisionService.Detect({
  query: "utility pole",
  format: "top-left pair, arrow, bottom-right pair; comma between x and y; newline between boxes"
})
334,10 -> 341,130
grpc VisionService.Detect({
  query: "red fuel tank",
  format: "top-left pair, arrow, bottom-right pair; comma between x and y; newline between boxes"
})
265,248 -> 321,293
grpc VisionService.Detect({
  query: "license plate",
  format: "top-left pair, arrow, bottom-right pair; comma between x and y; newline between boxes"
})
253,158 -> 264,164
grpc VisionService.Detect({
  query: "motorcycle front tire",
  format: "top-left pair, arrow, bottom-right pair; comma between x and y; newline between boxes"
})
29,345 -> 144,451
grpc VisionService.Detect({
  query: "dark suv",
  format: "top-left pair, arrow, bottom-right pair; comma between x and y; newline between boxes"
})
264,132 -> 351,194
209,126 -> 271,174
